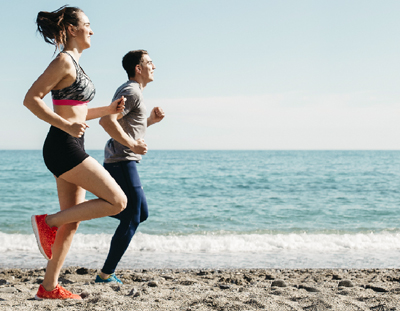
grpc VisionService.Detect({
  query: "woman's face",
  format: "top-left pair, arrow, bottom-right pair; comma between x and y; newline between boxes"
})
73,12 -> 94,50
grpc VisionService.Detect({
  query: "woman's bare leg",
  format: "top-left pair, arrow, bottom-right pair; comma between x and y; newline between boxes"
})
39,156 -> 126,290
45,157 -> 127,228
41,178 -> 85,291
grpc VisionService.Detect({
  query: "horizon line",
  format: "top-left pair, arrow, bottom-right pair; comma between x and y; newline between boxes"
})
2,149 -> 400,152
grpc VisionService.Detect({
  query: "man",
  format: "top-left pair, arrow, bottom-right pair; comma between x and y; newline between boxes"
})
96,50 -> 164,283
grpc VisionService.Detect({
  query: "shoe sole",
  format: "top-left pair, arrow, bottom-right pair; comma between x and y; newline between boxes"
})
95,280 -> 123,284
34,294 -> 81,300
31,215 -> 51,261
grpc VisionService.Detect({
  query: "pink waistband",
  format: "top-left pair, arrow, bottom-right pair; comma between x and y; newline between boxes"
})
52,99 -> 89,106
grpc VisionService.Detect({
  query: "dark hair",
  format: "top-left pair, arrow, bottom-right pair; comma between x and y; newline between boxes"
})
36,5 -> 83,51
122,50 -> 148,78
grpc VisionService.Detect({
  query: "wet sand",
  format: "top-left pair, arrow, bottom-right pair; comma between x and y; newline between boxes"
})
0,267 -> 400,310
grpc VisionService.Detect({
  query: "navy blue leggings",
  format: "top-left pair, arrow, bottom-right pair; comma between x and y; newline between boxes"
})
102,160 -> 148,274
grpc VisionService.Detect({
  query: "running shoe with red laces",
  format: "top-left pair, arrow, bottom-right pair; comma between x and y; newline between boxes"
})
31,214 -> 58,260
35,284 -> 82,300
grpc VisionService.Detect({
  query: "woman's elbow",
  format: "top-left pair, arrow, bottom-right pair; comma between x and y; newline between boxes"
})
23,93 -> 35,110
23,95 -> 30,108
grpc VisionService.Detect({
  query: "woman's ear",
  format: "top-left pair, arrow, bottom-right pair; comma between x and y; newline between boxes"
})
67,24 -> 77,38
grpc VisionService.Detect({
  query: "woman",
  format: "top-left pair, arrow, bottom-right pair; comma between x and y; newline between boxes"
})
24,6 -> 127,300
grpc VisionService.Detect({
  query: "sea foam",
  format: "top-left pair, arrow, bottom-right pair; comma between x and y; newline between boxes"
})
1,232 -> 400,269
1,231 -> 400,253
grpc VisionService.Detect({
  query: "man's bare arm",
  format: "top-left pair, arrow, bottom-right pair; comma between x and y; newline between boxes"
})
99,113 -> 148,155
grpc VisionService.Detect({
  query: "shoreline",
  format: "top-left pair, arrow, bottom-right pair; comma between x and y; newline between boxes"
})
0,267 -> 400,310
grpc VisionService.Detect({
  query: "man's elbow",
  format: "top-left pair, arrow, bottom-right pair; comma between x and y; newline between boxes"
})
99,116 -> 109,128
99,117 -> 105,127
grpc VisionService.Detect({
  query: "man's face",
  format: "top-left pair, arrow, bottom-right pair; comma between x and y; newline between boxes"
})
139,54 -> 156,83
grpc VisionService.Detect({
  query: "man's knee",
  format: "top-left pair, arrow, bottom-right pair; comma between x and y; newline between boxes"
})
140,212 -> 148,223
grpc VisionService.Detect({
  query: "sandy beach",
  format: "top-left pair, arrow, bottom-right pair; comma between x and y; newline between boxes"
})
0,267 -> 399,310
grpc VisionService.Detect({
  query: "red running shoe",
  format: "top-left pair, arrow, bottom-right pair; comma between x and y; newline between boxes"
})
31,214 -> 57,260
35,284 -> 82,300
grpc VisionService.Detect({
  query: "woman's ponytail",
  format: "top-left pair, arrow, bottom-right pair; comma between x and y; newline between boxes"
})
36,5 -> 82,51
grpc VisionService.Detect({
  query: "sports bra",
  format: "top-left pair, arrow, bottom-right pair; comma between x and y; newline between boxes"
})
51,51 -> 96,106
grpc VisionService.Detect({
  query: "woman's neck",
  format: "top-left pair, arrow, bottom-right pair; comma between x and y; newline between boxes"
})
62,45 -> 83,63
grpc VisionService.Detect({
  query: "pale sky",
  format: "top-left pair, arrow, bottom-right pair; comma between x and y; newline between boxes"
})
2,0 -> 400,150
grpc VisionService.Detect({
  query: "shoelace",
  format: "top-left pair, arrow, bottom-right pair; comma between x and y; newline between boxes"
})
56,285 -> 73,297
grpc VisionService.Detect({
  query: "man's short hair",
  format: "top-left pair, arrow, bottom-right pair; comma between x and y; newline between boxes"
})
122,50 -> 148,78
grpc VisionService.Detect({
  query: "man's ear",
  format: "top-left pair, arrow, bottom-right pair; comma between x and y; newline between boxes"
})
135,64 -> 142,74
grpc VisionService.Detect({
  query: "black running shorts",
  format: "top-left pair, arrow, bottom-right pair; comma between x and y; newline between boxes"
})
43,126 -> 89,177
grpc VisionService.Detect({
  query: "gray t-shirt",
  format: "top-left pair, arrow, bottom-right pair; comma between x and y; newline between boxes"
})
104,80 -> 147,163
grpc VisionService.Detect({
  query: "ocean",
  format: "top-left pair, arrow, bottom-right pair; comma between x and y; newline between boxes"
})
1,150 -> 400,269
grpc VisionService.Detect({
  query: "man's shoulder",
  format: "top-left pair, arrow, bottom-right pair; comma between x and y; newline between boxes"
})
114,80 -> 141,98
115,81 -> 143,114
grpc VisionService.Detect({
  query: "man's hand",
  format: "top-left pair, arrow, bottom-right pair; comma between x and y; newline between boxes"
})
131,138 -> 148,155
149,107 -> 165,124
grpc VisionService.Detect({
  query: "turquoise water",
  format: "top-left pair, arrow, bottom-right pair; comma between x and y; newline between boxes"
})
1,150 -> 400,268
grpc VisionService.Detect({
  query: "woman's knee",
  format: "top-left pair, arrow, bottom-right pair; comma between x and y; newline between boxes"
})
64,221 -> 80,233
110,192 -> 127,215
